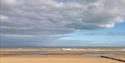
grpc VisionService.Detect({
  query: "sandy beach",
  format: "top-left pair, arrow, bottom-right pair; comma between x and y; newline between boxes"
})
1,55 -> 124,63
0,48 -> 125,63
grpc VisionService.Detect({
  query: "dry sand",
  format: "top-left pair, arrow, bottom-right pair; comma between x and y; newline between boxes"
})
0,55 -> 124,63
110,56 -> 125,61
0,48 -> 125,63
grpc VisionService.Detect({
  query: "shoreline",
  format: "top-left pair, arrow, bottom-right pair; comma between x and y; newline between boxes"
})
0,48 -> 125,63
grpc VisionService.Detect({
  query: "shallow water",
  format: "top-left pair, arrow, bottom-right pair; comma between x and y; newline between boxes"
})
83,53 -> 125,56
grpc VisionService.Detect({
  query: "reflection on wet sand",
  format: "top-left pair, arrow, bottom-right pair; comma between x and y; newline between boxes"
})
0,48 -> 125,63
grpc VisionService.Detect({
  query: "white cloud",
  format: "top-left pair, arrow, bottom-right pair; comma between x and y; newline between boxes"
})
0,15 -> 8,20
0,0 -> 125,39
0,0 -> 17,9
1,0 -> 16,5
59,37 -> 81,41
0,34 -> 34,38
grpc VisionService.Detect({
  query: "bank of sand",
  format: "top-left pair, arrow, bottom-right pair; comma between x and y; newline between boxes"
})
0,55 -> 124,63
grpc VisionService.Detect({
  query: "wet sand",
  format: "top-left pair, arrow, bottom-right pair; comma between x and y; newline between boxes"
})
0,48 -> 125,63
110,56 -> 125,60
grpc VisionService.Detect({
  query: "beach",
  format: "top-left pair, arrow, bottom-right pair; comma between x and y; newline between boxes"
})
0,48 -> 125,63
1,55 -> 124,63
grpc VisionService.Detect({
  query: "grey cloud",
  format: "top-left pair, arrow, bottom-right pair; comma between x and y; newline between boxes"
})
0,0 -> 125,38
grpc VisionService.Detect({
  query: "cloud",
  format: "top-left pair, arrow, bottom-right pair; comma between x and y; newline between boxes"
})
59,37 -> 81,41
0,0 -> 17,10
0,0 -> 125,39
0,15 -> 8,20
0,34 -> 34,38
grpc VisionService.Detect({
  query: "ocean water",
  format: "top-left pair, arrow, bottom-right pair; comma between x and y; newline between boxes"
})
11,51 -> 125,56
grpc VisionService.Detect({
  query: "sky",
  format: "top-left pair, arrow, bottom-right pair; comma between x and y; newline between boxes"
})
0,0 -> 125,47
